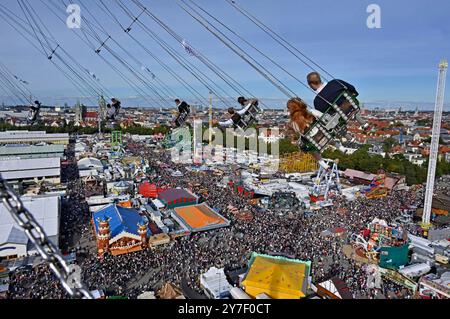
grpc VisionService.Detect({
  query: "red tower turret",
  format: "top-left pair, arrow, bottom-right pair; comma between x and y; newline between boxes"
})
138,221 -> 148,249
97,217 -> 111,257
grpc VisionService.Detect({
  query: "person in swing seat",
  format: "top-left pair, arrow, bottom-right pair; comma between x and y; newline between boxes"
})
286,97 -> 348,170
173,99 -> 191,128
106,97 -> 121,120
28,100 -> 41,124
214,96 -> 259,128
307,72 -> 369,131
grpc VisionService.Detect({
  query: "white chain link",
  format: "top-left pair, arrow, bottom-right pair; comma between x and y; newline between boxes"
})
0,176 -> 93,299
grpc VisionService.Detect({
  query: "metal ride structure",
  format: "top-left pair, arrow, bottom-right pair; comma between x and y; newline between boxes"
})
310,159 -> 342,203
111,130 -> 123,148
98,95 -> 107,134
300,92 -> 361,154
233,100 -> 263,132
422,59 -> 448,233
178,0 -> 364,152
0,177 -> 93,299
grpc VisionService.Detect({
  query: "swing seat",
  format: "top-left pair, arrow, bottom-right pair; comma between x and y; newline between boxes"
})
106,107 -> 121,122
317,90 -> 361,138
27,110 -> 39,125
299,90 -> 361,153
175,111 -> 190,127
233,102 -> 262,131
300,120 -> 334,153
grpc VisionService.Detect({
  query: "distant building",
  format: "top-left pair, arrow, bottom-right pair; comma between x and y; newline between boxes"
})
172,203 -> 230,233
77,157 -> 104,172
242,253 -> 311,299
92,204 -> 151,257
368,144 -> 386,158
0,131 -> 69,145
75,101 -> 87,122
0,144 -> 65,160
84,112 -> 98,122
404,153 -> 426,166
200,267 -> 232,299
158,188 -> 198,209
0,195 -> 60,260
0,157 -> 61,185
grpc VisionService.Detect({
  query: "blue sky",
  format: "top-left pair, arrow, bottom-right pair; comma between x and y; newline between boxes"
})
0,0 -> 449,109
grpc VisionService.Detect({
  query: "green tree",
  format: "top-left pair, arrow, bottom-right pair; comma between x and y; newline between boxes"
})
382,137 -> 396,153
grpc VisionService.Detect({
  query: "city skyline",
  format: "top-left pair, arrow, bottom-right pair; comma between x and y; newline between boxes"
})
0,0 -> 449,108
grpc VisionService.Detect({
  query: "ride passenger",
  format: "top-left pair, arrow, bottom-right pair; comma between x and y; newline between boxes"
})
28,100 -> 41,124
286,97 -> 346,170
106,97 -> 121,120
215,96 -> 259,128
173,99 -> 191,128
307,72 -> 368,130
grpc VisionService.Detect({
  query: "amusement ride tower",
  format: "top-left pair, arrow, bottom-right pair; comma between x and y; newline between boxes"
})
422,59 -> 448,231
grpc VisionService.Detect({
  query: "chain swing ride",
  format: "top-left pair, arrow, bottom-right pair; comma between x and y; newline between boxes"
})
0,0 -> 369,298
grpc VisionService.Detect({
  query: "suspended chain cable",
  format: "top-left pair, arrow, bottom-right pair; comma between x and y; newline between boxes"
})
129,0 -> 273,110
120,0 -> 233,106
0,4 -> 100,103
128,0 -> 268,110
117,0 -> 230,106
0,63 -> 33,103
0,84 -> 23,105
19,0 -> 58,57
46,0 -> 162,107
96,0 -> 203,102
0,74 -> 28,105
109,36 -> 177,99
0,177 -> 94,299
169,0 -> 266,100
184,0 -> 346,110
126,31 -> 207,103
59,0 -> 159,105
24,0 -> 114,97
225,0 -> 350,91
0,71 -> 31,104
16,0 -> 50,58
10,1 -> 108,101
185,0 -> 318,96
68,0 -> 171,106
177,0 -> 296,98
79,5 -> 171,107
43,0 -> 156,106
19,0 -> 106,101
128,0 -> 259,105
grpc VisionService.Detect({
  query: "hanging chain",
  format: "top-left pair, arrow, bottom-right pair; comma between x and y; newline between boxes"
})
0,176 -> 93,299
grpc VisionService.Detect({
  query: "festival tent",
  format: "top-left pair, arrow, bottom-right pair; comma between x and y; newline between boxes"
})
158,188 -> 198,209
317,277 -> 353,299
242,253 -> 311,299
379,243 -> 410,270
137,291 -> 156,299
157,283 -> 185,299
139,181 -> 158,198
172,204 -> 230,232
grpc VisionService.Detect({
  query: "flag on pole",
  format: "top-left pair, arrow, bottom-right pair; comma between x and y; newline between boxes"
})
13,75 -> 29,85
85,69 -> 100,81
181,39 -> 198,57
141,65 -> 156,79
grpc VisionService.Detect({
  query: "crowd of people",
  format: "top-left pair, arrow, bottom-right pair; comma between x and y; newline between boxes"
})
6,137 -> 442,300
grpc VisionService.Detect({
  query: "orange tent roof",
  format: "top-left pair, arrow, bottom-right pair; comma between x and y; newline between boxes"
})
174,204 -> 229,231
118,201 -> 132,208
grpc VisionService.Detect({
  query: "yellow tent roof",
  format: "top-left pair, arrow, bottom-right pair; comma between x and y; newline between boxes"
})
242,254 -> 311,299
